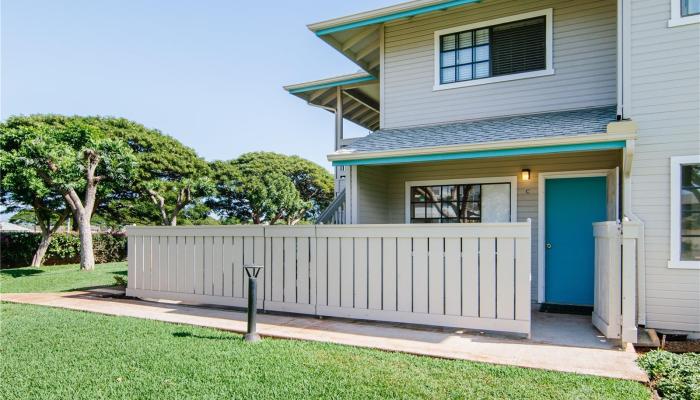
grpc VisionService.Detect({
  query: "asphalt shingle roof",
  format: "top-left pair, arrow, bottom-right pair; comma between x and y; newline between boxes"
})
344,106 -> 618,153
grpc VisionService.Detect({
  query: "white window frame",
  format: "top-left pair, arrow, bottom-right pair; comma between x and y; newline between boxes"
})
669,0 -> 700,27
404,176 -> 517,224
433,9 -> 554,91
668,155 -> 700,269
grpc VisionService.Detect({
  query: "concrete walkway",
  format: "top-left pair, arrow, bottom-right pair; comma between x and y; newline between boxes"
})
1,291 -> 646,381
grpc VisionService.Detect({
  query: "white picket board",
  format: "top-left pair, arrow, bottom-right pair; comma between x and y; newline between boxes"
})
413,238 -> 429,314
515,237 -> 531,322
368,237 -> 383,310
177,236 -> 187,293
195,236 -> 204,294
381,237 -> 397,311
271,237 -> 284,302
327,237 -> 340,307
168,236 -> 177,291
143,236 -> 152,290
462,238 -> 479,317
297,237 -> 310,304
444,238 -> 461,316
158,236 -> 168,291
428,237 -> 444,315
254,237 -> 265,301
233,236 -> 244,298
340,237 -> 354,308
212,236 -> 223,296
353,237 -> 368,309
283,237 -> 297,303
316,237 -> 328,306
203,236 -> 213,295
396,237 -> 412,312
479,238 -> 496,319
496,238 -> 515,320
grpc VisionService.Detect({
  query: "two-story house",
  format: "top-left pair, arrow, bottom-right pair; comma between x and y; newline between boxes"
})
286,0 -> 700,340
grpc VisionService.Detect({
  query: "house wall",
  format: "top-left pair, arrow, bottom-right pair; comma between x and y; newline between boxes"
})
628,0 -> 700,332
355,150 -> 622,301
382,0 -> 618,129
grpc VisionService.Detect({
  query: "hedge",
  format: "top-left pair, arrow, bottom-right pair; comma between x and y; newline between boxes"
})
0,232 -> 127,268
637,350 -> 700,400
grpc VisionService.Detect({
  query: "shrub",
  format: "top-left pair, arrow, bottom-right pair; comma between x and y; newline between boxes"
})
0,232 -> 127,268
637,350 -> 700,400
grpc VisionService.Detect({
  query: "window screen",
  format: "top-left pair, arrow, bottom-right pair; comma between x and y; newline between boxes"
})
680,164 -> 700,261
439,16 -> 547,84
410,183 -> 510,223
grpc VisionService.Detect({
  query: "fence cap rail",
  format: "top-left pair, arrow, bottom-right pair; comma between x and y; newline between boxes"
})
127,221 -> 532,239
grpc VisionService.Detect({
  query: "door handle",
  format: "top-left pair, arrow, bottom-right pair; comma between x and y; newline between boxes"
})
546,243 -> 552,249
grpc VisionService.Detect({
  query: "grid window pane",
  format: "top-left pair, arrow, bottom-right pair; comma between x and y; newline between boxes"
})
458,31 -> 473,48
412,203 -> 426,219
457,48 -> 472,64
441,67 -> 456,83
475,29 -> 490,44
412,187 -> 426,202
442,34 -> 457,51
681,237 -> 700,261
475,62 -> 490,78
442,202 -> 459,218
441,51 -> 456,67
426,203 -> 442,218
475,45 -> 490,62
457,65 -> 473,81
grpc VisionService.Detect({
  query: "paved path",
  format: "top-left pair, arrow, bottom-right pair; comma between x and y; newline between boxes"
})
1,292 -> 646,381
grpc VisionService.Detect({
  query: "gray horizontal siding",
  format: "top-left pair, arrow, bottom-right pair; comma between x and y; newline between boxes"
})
382,0 -> 617,129
628,0 -> 700,333
355,150 -> 622,302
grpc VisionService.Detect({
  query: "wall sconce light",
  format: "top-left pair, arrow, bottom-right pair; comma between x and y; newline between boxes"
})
521,169 -> 531,181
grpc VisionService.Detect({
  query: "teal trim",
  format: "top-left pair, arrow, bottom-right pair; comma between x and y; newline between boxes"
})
315,0 -> 481,36
288,75 -> 376,94
331,141 -> 626,166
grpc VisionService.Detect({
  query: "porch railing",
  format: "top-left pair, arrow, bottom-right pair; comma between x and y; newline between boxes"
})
127,221 -> 532,336
317,189 -> 345,224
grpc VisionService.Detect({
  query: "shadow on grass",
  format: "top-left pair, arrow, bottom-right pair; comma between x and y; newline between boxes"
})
172,331 -> 239,341
0,268 -> 44,278
113,270 -> 127,276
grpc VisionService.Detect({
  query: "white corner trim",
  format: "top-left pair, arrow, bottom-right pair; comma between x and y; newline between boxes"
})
537,169 -> 614,303
668,155 -> 700,269
433,8 -> 554,91
669,0 -> 700,27
403,176 -> 517,224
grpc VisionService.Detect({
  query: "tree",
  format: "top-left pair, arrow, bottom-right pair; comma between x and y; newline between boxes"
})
208,152 -> 332,224
103,119 -> 213,226
0,115 -> 135,270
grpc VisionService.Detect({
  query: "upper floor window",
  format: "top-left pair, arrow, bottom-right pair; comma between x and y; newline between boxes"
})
669,155 -> 700,269
434,9 -> 553,90
670,0 -> 700,26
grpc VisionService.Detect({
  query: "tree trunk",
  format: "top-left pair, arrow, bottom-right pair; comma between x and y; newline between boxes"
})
77,212 -> 95,271
31,232 -> 52,267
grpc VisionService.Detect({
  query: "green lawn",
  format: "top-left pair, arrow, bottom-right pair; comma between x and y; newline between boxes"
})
0,302 -> 649,400
0,262 -> 126,293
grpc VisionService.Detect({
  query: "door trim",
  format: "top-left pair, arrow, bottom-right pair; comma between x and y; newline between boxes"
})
537,169 -> 616,303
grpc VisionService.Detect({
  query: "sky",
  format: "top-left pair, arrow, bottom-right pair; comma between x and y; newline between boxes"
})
1,0 -> 397,169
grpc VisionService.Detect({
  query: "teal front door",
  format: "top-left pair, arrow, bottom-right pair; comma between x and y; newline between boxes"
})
545,176 -> 607,306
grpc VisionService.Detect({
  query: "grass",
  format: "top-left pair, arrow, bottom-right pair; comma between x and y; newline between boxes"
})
0,262 -> 126,293
0,302 -> 650,400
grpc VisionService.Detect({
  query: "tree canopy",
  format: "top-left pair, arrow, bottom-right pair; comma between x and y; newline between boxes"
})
209,152 -> 333,224
0,115 -> 136,269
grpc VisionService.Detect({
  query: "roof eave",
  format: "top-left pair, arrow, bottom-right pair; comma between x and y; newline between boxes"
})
327,132 -> 637,165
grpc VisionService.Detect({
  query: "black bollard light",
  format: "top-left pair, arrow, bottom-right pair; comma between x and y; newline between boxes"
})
243,265 -> 264,342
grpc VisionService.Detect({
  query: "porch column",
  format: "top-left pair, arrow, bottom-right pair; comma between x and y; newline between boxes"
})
335,86 -> 343,151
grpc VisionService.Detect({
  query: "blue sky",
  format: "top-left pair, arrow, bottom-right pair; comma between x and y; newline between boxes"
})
1,0 -> 396,169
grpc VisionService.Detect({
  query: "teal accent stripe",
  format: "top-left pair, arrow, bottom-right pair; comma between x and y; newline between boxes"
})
288,75 -> 376,94
331,141 -> 627,166
315,0 -> 481,36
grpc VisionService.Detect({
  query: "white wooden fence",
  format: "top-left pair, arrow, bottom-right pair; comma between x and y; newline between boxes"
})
592,220 -> 640,344
127,222 -> 532,336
